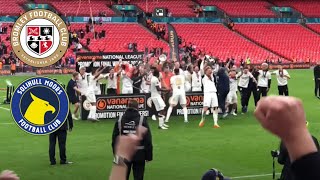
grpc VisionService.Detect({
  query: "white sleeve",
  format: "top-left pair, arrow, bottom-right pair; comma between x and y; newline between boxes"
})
268,72 -> 272,79
284,70 -> 290,78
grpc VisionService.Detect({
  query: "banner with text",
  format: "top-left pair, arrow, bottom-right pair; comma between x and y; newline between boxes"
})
76,52 -> 144,68
81,93 -> 204,120
251,63 -> 310,69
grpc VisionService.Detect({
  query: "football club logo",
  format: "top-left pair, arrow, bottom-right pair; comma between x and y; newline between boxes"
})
11,77 -> 69,135
11,9 -> 69,67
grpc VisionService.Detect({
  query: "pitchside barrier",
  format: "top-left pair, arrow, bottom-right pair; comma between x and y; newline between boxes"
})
80,92 -> 204,120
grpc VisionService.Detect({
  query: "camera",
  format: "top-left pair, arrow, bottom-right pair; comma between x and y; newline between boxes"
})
271,150 -> 280,158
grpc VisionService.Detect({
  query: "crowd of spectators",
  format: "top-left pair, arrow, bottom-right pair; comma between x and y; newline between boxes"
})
146,19 -> 166,40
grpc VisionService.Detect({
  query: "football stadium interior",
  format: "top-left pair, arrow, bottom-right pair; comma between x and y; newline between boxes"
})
0,0 -> 320,180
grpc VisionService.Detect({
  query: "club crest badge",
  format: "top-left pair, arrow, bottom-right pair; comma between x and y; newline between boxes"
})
11,9 -> 69,67
11,77 -> 69,135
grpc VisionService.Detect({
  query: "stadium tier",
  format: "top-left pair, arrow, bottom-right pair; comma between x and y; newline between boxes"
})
271,0 -> 320,17
70,23 -> 169,53
308,24 -> 320,34
51,0 -> 114,16
173,24 -> 279,63
235,24 -> 320,62
198,0 -> 275,17
0,0 -> 25,16
131,0 -> 195,17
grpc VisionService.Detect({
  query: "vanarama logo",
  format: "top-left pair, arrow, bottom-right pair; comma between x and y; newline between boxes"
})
96,95 -> 146,111
11,77 -> 69,135
11,9 -> 69,67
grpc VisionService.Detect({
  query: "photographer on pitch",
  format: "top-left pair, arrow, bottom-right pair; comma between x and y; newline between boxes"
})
274,127 -> 319,180
111,99 -> 153,180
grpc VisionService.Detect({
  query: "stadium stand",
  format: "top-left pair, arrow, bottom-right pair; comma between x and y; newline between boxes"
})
198,0 -> 275,17
131,0 -> 195,17
271,0 -> 320,17
35,0 -> 115,16
235,24 -> 320,62
173,24 -> 279,63
0,0 -> 25,16
69,23 -> 169,53
307,24 -> 320,34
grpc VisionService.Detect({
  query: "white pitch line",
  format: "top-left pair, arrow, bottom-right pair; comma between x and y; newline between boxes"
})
0,123 -> 14,125
231,173 -> 280,179
0,107 -> 10,111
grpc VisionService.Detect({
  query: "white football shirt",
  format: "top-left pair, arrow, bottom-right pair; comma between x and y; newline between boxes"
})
257,70 -> 271,87
238,72 -> 254,88
273,69 -> 290,86
150,76 -> 161,97
202,75 -> 217,93
170,74 -> 185,94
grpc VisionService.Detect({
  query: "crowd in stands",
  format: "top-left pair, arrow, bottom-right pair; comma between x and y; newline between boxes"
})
146,19 -> 166,40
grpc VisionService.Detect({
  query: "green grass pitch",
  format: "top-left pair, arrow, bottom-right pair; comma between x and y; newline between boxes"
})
0,69 -> 319,180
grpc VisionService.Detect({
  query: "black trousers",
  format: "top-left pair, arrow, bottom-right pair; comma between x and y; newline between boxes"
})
107,88 -> 117,95
126,161 -> 146,180
49,130 -> 67,164
315,79 -> 320,97
239,87 -> 249,107
218,90 -> 229,114
257,86 -> 268,103
247,86 -> 259,107
278,85 -> 289,96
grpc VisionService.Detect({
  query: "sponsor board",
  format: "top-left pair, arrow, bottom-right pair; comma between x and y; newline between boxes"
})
76,52 -> 144,68
81,93 -> 204,120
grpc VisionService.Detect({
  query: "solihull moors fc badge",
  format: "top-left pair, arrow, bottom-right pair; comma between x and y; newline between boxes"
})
11,9 -> 69,67
11,77 -> 69,135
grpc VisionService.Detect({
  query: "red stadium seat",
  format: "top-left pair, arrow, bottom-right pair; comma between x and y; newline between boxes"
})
198,0 -> 275,17
271,0 -> 320,17
235,24 -> 320,61
173,24 -> 279,63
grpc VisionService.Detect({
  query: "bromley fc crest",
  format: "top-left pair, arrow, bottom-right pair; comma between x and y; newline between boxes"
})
11,9 -> 69,67
27,26 -> 54,56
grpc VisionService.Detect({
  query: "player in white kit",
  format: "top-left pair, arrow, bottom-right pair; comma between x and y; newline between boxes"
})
165,68 -> 188,123
257,63 -> 272,102
86,66 -> 107,121
150,68 -> 169,130
192,65 -> 202,92
225,70 -> 238,117
121,65 -> 133,94
199,66 -> 220,128
271,65 -> 291,96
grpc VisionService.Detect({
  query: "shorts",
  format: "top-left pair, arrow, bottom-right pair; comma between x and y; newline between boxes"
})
170,93 -> 187,106
122,87 -> 133,94
69,96 -> 79,104
86,90 -> 96,103
151,96 -> 166,112
203,92 -> 218,108
192,86 -> 202,92
226,91 -> 238,104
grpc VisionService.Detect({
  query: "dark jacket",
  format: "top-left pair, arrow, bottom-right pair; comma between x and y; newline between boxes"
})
131,74 -> 144,94
59,110 -> 74,131
216,68 -> 229,93
314,65 -> 320,78
292,152 -> 320,180
111,108 -> 153,162
278,136 -> 319,180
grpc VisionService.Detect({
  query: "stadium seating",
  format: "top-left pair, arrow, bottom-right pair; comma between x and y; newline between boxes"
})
35,0 -> 115,16
235,24 -> 320,61
271,0 -> 320,17
0,0 -> 25,16
198,0 -> 275,17
173,24 -> 279,63
307,24 -> 320,34
131,0 -> 195,17
69,23 -> 169,53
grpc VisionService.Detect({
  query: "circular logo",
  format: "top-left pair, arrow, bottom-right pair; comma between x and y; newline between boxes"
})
83,100 -> 92,111
186,96 -> 191,107
97,99 -> 106,110
11,77 -> 69,135
11,9 -> 69,67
